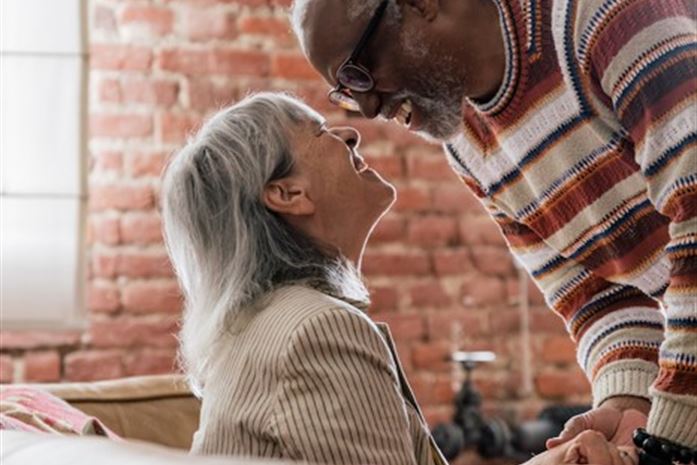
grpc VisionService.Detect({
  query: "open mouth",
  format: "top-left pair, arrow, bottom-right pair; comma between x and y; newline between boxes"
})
394,99 -> 413,127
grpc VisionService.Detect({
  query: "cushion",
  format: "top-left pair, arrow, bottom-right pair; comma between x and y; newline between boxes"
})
18,375 -> 200,449
0,386 -> 118,438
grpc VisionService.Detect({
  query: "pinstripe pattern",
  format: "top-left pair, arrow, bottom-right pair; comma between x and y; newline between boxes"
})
445,0 -> 696,446
190,286 -> 446,465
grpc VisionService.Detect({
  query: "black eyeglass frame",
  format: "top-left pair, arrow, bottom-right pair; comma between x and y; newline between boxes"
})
328,0 -> 389,111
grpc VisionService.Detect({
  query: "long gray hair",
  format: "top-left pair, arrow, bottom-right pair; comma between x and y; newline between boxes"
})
161,93 -> 368,395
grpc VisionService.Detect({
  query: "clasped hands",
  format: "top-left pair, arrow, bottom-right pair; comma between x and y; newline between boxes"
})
545,396 -> 650,463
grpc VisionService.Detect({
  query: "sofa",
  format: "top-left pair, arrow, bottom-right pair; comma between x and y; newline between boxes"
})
0,374 -> 296,465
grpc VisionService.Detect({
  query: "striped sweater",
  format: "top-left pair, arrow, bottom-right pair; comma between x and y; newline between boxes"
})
445,0 -> 697,446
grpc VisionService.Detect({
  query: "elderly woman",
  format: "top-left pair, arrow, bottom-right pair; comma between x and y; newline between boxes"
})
161,92 -> 446,465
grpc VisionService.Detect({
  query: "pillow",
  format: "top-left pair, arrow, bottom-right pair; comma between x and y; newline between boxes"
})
0,387 -> 120,439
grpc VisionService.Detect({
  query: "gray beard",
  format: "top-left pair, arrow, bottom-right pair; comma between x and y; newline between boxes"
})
386,70 -> 466,142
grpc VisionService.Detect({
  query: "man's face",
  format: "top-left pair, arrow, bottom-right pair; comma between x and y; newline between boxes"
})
298,0 -> 466,142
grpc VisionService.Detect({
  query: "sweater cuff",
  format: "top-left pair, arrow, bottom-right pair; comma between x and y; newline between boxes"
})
647,393 -> 697,447
591,360 -> 657,408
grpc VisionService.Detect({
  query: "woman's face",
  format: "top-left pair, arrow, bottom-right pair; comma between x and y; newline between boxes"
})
269,107 -> 396,264
523,431 -> 638,465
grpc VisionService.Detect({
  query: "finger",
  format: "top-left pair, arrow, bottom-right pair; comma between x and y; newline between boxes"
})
546,416 -> 590,448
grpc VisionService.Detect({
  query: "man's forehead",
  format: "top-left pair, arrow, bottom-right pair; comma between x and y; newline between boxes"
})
299,0 -> 371,80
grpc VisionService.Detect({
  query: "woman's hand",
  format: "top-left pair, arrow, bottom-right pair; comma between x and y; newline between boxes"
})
546,397 -> 649,448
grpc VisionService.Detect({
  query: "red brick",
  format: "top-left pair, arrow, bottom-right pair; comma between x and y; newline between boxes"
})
409,282 -> 452,308
120,212 -> 163,244
212,49 -> 270,76
98,79 -> 121,103
89,216 -> 120,245
117,252 -> 174,278
410,373 -> 456,406
24,351 -> 61,382
362,252 -> 431,277
412,341 -> 453,372
471,246 -> 515,276
121,79 -> 179,107
238,16 -> 291,41
121,5 -> 174,36
459,216 -> 506,246
90,44 -> 153,71
425,310 -> 485,341
408,216 -> 458,247
122,281 -> 182,314
506,276 -> 547,306
64,350 -> 124,381
393,185 -> 431,212
158,112 -> 202,144
371,313 -> 425,341
183,9 -> 237,41
272,53 -> 321,80
0,355 -> 14,383
93,5 -> 117,33
490,309 -> 522,333
370,216 -> 405,243
186,78 -> 237,112
531,308 -> 568,334
91,251 -> 118,279
90,113 -> 153,138
88,282 -> 121,313
368,286 -> 399,313
432,185 -> 484,214
535,369 -> 590,398
88,315 -> 180,349
89,183 -> 154,211
157,49 -> 269,77
423,406 -> 453,430
433,248 -> 473,276
461,276 -> 506,306
124,349 -> 178,376
0,331 -> 81,350
540,335 -> 577,365
125,152 -> 169,178
407,153 -> 457,181
92,151 -> 123,174
363,155 -> 403,180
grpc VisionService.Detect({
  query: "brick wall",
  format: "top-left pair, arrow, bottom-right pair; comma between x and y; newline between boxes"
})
0,0 -> 590,460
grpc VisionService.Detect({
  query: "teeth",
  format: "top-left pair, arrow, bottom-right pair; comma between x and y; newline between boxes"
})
394,99 -> 413,127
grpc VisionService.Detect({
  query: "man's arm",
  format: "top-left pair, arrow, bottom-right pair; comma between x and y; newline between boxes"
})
487,204 -> 665,407
585,0 -> 697,446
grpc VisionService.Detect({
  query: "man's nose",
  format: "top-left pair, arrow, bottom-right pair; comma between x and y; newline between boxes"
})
352,92 -> 381,119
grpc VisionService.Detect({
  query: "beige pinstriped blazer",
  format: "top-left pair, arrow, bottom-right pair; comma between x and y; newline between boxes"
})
190,285 -> 448,465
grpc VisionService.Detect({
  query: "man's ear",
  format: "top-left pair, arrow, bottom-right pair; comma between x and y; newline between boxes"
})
263,178 -> 315,216
398,0 -> 439,21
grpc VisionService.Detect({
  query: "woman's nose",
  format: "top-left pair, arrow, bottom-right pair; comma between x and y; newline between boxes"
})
331,127 -> 362,149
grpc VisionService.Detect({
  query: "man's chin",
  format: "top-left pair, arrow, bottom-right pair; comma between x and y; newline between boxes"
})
413,121 -> 463,143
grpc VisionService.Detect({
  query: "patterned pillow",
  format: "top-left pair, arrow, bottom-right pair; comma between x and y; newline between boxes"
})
0,387 -> 120,439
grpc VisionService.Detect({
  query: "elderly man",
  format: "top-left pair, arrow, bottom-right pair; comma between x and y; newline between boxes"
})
290,0 -> 697,455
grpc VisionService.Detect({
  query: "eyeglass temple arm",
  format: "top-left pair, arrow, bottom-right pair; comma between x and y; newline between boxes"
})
346,0 -> 390,62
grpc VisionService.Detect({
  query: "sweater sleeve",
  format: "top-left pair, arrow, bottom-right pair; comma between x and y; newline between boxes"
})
585,0 -> 697,446
486,201 -> 664,406
271,308 -> 422,465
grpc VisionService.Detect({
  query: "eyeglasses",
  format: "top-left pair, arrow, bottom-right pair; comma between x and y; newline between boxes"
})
328,0 -> 389,112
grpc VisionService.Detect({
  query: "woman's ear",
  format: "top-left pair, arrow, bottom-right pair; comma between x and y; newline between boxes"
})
263,178 -> 315,216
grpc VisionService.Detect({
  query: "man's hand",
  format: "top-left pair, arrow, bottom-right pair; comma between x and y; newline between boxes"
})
546,396 -> 650,448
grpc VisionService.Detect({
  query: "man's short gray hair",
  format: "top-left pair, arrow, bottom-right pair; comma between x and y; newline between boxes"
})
162,92 -> 368,396
290,0 -> 400,54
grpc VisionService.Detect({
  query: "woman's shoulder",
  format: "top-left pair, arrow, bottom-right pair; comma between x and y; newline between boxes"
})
254,285 -> 380,340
